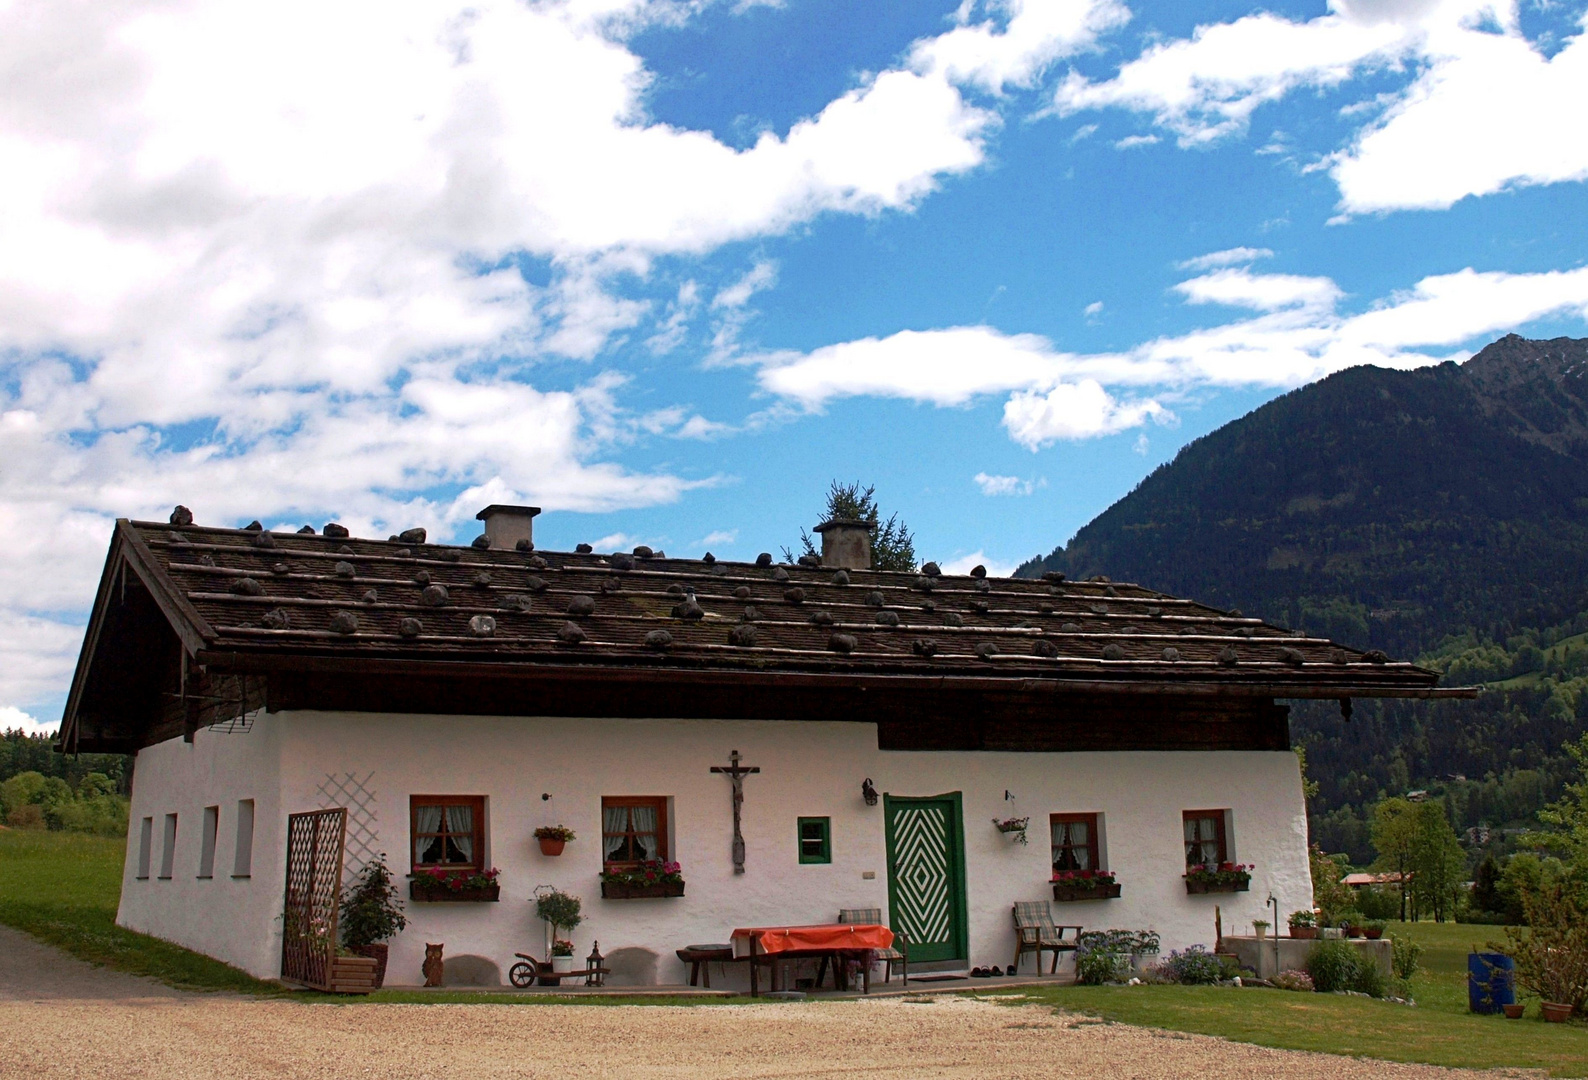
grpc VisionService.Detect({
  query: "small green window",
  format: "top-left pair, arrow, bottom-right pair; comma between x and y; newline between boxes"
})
797,817 -> 831,864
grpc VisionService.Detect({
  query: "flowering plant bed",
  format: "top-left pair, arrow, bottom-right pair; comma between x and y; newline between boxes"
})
410,867 -> 501,902
1184,862 -> 1252,893
1052,869 -> 1121,901
600,860 -> 684,898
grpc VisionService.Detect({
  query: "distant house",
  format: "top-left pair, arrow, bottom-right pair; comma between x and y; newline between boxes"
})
61,507 -> 1462,988
1342,872 -> 1405,889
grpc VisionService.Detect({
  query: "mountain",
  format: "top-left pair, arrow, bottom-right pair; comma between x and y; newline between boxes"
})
1018,335 -> 1588,659
1016,335 -> 1588,862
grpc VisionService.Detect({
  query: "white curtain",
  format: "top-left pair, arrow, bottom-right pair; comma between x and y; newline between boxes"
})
630,804 -> 657,860
414,805 -> 443,864
603,805 -> 629,860
1185,817 -> 1217,865
1069,821 -> 1091,870
445,804 -> 474,863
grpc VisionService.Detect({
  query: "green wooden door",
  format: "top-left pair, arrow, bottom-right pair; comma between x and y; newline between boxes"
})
884,793 -> 968,964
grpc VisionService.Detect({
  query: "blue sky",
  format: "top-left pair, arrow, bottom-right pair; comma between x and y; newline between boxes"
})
3,0 -> 1588,730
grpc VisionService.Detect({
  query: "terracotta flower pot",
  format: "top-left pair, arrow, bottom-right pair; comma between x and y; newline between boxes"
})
538,837 -> 567,857
1541,1002 -> 1573,1023
1288,926 -> 1318,939
1364,928 -> 1383,940
1503,1004 -> 1525,1019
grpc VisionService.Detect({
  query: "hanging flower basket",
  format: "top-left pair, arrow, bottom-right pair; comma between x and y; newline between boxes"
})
1051,870 -> 1121,902
535,826 -> 575,856
410,867 -> 501,902
600,860 -> 684,899
1183,863 -> 1252,894
993,817 -> 1030,845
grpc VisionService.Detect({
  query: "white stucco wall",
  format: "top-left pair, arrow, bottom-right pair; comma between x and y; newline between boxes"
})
119,710 -> 1313,988
117,712 -> 285,977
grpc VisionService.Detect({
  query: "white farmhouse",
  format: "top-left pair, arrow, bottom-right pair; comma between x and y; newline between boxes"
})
60,506 -> 1455,989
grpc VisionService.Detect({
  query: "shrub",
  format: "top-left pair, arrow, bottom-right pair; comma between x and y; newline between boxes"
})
1335,909 -> 1366,929
6,802 -> 45,829
1496,879 -> 1588,1013
1357,885 -> 1400,921
534,889 -> 583,938
339,855 -> 407,948
1306,939 -> 1361,993
1354,957 -> 1387,998
1157,945 -> 1224,985
1273,969 -> 1314,992
1074,942 -> 1129,985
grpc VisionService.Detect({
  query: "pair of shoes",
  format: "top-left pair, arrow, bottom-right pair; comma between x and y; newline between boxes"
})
971,967 -> 990,978
990,966 -> 1004,976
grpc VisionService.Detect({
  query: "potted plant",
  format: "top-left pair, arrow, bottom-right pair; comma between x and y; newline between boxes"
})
1496,881 -> 1588,1023
600,859 -> 685,899
338,854 -> 407,988
410,866 -> 501,902
1363,919 -> 1387,941
550,939 -> 576,974
1338,910 -> 1366,939
1287,910 -> 1317,939
534,825 -> 576,857
535,888 -> 583,970
1253,919 -> 1270,941
993,816 -> 1030,845
1051,868 -> 1121,902
1183,862 -> 1252,894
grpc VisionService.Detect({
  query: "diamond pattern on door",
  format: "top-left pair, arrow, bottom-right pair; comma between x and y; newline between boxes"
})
890,806 -> 952,950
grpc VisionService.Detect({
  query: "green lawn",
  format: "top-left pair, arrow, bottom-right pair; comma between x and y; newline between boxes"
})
0,829 -> 284,995
1002,920 -> 1588,1076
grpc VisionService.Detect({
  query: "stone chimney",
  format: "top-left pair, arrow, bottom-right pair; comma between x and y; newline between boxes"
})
813,518 -> 872,570
476,505 -> 541,550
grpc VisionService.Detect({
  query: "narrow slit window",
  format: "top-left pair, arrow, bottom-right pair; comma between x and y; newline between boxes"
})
159,813 -> 178,879
198,805 -> 219,878
797,817 -> 831,864
137,817 -> 153,880
233,799 -> 254,877
601,797 -> 668,866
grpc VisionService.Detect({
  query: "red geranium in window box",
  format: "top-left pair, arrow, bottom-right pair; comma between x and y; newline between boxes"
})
600,860 -> 685,899
1051,868 -> 1122,902
410,866 -> 501,902
1184,862 -> 1252,894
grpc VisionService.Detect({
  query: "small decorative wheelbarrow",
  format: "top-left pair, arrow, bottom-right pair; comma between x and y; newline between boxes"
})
509,943 -> 609,987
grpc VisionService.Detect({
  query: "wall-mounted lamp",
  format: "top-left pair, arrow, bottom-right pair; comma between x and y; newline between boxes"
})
861,778 -> 879,806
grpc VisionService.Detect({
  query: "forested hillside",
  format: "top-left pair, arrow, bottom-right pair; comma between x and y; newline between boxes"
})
1018,335 -> 1588,861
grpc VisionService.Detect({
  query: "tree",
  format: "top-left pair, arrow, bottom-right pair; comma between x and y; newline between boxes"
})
788,482 -> 917,572
1408,801 -> 1466,922
1372,798 -> 1419,921
1534,731 -> 1588,867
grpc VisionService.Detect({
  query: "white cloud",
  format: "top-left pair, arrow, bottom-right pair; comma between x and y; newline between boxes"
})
591,532 -> 640,552
940,551 -> 1022,577
0,705 -> 57,738
1053,0 -> 1588,212
1083,300 -> 1105,319
910,0 -> 1131,94
751,261 -> 1588,449
1177,247 -> 1275,271
698,529 -> 739,547
973,472 -> 1046,496
713,261 -> 779,309
1173,268 -> 1342,312
1114,134 -> 1160,149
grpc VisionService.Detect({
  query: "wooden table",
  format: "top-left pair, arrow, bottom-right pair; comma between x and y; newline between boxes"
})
730,924 -> 895,996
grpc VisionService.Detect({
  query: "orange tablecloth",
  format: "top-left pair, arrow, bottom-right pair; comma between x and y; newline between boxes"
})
730,923 -> 894,957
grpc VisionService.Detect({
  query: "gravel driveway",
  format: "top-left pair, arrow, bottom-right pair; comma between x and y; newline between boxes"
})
0,926 -> 1521,1080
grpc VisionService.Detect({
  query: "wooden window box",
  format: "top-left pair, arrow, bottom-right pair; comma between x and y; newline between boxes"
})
1184,878 -> 1249,895
1052,880 -> 1122,902
601,880 -> 685,899
329,955 -> 379,994
409,881 -> 501,903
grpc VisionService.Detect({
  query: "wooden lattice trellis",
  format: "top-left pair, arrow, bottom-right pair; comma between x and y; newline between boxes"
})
317,772 -> 379,878
281,808 -> 346,991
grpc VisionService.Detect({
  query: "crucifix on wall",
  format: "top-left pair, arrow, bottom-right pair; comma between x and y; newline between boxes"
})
711,749 -> 759,874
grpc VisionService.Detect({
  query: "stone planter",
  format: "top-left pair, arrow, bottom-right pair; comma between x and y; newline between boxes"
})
349,943 -> 389,988
1541,1002 -> 1574,1023
409,881 -> 501,903
1051,880 -> 1122,902
1184,878 -> 1250,894
551,954 -> 576,974
601,880 -> 685,899
538,837 -> 567,857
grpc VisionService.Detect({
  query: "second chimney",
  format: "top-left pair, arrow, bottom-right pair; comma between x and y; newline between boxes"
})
476,504 -> 541,550
813,518 -> 872,570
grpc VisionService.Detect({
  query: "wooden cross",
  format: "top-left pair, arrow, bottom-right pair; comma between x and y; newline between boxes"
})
711,749 -> 760,875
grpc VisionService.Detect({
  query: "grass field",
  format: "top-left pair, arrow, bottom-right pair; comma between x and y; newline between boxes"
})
1007,920 -> 1588,1076
3,829 -> 1585,1069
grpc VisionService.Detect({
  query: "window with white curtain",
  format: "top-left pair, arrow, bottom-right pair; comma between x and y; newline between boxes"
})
601,797 -> 667,865
410,795 -> 485,871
